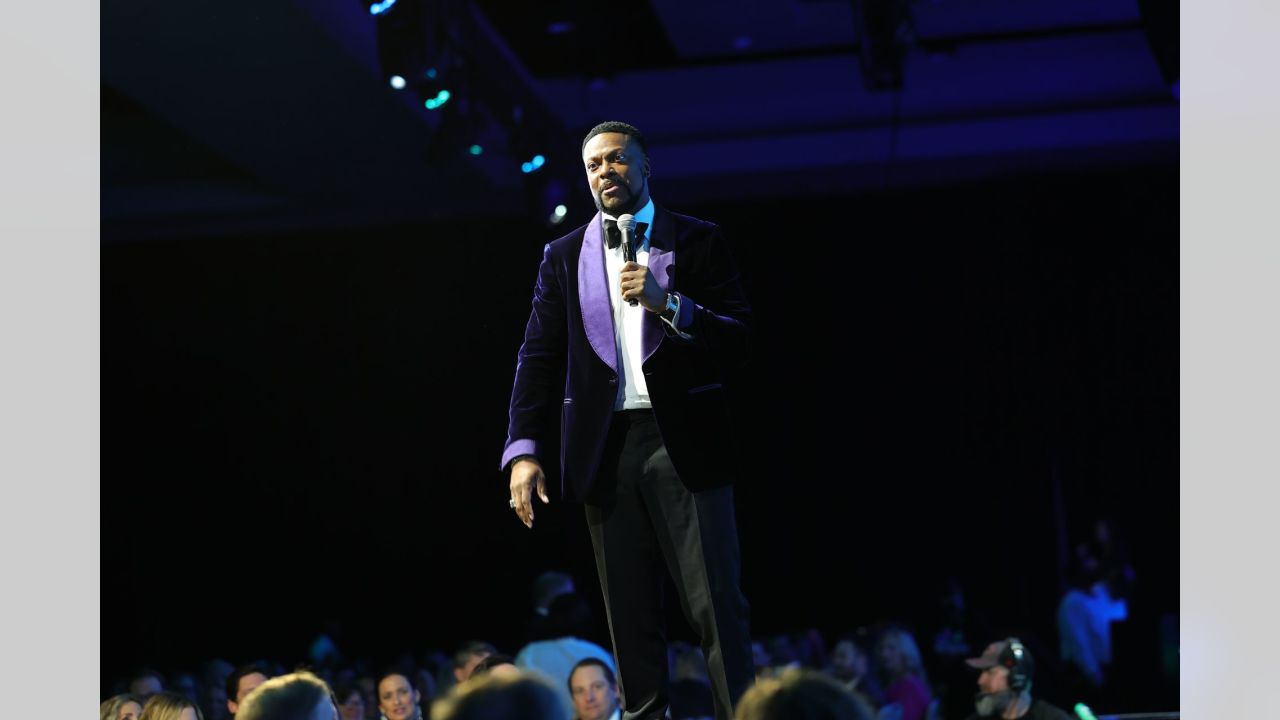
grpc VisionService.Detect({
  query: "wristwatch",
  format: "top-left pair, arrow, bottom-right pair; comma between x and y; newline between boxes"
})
660,292 -> 679,322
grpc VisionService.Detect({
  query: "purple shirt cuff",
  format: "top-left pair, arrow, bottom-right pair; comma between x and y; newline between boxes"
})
501,439 -> 539,472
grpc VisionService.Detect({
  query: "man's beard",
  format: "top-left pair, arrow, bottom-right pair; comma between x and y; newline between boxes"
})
594,176 -> 646,216
974,690 -> 1015,717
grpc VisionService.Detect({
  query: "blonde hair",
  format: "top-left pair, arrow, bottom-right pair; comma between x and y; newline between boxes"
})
101,694 -> 144,720
735,668 -> 872,720
139,692 -> 205,720
235,671 -> 335,720
429,671 -> 564,720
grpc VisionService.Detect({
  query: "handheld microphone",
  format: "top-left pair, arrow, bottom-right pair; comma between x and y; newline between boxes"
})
617,213 -> 639,306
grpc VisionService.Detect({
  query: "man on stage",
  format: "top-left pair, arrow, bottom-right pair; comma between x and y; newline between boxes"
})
501,121 -> 755,720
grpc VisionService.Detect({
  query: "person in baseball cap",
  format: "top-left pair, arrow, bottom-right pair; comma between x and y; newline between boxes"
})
962,639 -> 1071,720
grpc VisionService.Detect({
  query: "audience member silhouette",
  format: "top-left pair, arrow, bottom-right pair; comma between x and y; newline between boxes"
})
734,668 -> 873,720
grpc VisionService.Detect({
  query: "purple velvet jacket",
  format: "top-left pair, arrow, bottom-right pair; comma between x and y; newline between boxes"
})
501,205 -> 753,502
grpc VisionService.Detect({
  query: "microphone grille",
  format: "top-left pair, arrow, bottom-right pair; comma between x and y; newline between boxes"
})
616,214 -> 636,231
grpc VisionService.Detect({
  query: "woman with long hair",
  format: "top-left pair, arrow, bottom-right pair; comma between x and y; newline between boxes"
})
875,626 -> 932,720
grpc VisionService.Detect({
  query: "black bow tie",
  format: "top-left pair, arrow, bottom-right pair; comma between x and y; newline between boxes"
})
604,219 -> 649,250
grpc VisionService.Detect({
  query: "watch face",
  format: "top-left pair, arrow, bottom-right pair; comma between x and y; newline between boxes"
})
665,295 -> 679,319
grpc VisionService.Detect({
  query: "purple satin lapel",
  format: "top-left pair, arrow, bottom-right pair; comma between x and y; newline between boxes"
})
578,212 -> 617,373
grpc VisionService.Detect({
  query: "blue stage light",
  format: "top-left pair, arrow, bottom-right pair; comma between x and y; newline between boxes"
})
423,90 -> 450,110
369,0 -> 396,16
521,154 -> 546,174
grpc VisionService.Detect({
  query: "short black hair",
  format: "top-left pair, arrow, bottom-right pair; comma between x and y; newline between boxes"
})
582,121 -> 649,158
226,661 -> 274,702
567,657 -> 616,693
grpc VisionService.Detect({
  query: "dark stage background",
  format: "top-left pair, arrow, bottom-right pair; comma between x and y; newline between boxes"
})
102,165 -> 1176,703
103,0 -> 1179,713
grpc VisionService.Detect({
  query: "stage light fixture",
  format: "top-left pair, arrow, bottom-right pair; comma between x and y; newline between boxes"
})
389,75 -> 406,90
368,0 -> 397,16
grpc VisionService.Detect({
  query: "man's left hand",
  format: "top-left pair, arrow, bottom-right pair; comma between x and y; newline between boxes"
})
620,262 -> 665,312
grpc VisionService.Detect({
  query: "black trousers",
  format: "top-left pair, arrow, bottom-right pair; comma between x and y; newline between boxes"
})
585,409 -> 754,720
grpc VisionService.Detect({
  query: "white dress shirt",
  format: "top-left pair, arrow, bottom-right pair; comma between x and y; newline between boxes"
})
602,199 -> 658,411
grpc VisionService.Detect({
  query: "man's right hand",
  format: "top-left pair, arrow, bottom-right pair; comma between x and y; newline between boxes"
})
509,457 -> 549,529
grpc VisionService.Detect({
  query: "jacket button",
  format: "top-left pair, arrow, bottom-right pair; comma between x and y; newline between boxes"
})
609,377 -> 618,385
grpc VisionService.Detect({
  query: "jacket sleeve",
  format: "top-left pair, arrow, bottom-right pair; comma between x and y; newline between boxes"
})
667,225 -> 753,370
500,243 -> 566,471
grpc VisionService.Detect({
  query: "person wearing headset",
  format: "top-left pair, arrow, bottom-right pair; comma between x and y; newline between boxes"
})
963,639 -> 1071,720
